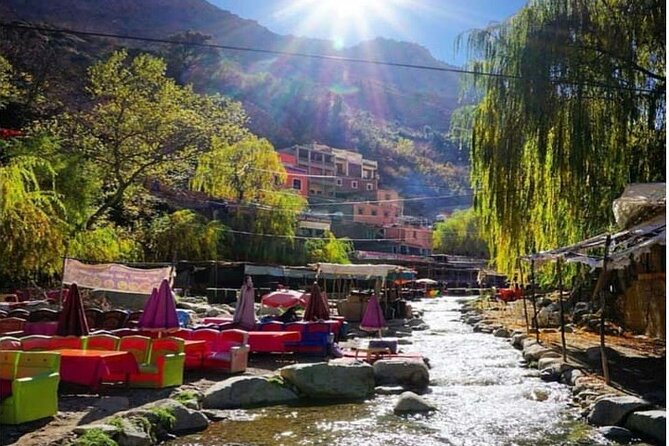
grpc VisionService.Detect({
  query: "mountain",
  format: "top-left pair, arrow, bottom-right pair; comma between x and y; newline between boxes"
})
0,0 -> 469,216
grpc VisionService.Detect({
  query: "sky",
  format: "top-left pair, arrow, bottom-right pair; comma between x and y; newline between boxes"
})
210,0 -> 527,66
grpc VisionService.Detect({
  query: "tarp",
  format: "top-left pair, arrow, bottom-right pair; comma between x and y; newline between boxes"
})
612,183 -> 665,229
63,259 -> 171,294
244,265 -> 285,277
311,263 -> 414,279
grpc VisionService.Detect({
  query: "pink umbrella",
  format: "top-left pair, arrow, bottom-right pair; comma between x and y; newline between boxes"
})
360,295 -> 386,334
303,282 -> 329,321
261,289 -> 306,309
57,283 -> 89,336
233,276 -> 257,330
138,279 -> 178,332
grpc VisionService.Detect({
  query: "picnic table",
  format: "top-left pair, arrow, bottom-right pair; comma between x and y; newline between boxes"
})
55,349 -> 139,389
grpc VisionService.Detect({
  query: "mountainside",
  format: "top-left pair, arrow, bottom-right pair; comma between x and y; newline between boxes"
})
1,0 -> 469,216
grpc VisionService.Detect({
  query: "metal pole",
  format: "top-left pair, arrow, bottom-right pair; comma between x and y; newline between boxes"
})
530,259 -> 539,342
557,258 -> 567,362
599,234 -> 612,384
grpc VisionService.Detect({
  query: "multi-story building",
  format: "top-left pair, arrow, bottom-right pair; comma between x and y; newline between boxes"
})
278,152 -> 309,196
278,143 -> 378,198
383,222 -> 433,257
352,189 -> 403,226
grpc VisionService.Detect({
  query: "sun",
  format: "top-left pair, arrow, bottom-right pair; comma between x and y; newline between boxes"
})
275,0 -> 408,50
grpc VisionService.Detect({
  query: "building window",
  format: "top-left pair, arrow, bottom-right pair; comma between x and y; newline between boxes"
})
366,183 -> 373,191
351,181 -> 358,189
336,178 -> 343,186
309,189 -> 315,194
413,231 -> 417,238
316,190 -> 322,195
384,211 -> 390,218
292,179 -> 302,190
371,209 -> 377,216
358,208 -> 364,215
385,193 -> 391,200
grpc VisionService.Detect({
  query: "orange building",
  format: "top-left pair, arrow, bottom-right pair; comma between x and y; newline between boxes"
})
279,152 -> 308,197
384,224 -> 433,254
352,189 -> 403,226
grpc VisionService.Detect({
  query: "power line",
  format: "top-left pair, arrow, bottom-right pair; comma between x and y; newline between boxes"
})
0,22 -> 656,94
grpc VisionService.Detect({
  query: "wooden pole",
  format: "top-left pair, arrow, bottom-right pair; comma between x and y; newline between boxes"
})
530,259 -> 539,342
599,234 -> 612,384
557,258 -> 567,362
517,258 -> 530,332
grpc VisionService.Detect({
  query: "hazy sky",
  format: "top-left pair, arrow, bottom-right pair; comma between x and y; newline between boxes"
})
210,0 -> 526,65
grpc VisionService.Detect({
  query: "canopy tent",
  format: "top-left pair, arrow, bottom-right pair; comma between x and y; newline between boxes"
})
523,214 -> 665,270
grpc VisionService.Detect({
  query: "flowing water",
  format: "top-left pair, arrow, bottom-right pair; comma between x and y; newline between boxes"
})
172,296 -> 610,446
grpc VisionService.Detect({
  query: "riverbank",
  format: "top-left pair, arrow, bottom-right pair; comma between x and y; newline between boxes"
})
460,296 -> 666,445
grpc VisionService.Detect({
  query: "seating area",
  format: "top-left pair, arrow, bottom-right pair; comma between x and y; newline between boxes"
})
0,351 -> 60,424
254,320 -> 344,356
173,328 -> 250,373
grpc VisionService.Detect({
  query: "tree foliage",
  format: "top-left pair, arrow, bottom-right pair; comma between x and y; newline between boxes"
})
304,231 -> 353,264
432,208 -> 488,258
53,50 -> 249,229
460,0 -> 665,273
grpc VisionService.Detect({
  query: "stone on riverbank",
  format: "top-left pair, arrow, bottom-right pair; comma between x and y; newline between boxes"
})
597,426 -> 636,444
522,343 -> 552,361
373,359 -> 430,392
203,376 -> 299,409
511,333 -> 527,348
280,362 -> 375,399
587,396 -> 652,426
493,327 -> 510,338
624,410 -> 666,444
144,400 -> 209,434
375,386 -> 406,395
393,391 -> 437,415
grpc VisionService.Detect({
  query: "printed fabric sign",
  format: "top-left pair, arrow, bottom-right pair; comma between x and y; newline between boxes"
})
62,259 -> 172,294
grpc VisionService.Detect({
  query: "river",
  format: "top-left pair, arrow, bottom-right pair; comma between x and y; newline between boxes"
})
172,296 -> 610,446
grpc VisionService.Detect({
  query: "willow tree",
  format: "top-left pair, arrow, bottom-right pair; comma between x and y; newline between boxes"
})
192,135 -> 308,263
460,0 -> 665,273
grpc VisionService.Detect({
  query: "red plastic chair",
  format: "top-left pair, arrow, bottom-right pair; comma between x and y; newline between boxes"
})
258,321 -> 285,332
49,336 -> 83,350
118,336 -> 151,365
129,337 -> 185,388
203,329 -> 249,373
188,329 -> 219,369
20,335 -> 52,351
85,334 -> 119,351
172,329 -> 193,340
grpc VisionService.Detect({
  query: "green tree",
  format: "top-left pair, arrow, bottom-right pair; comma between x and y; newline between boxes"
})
53,50 -> 249,229
304,231 -> 353,264
68,225 -> 142,263
460,0 -> 665,273
432,208 -> 488,258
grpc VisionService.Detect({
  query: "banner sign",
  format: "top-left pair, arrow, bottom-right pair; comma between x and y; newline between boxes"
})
63,259 -> 172,294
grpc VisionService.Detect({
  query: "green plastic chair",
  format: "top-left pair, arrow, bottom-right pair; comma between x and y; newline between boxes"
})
129,337 -> 185,388
0,351 -> 60,424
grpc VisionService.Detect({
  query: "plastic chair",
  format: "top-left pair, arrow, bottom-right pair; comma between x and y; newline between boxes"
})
129,337 -> 185,388
27,309 -> 60,323
84,308 -> 104,330
0,336 -> 21,350
125,311 -> 143,328
20,335 -> 52,351
0,318 -> 25,336
117,335 -> 151,365
48,336 -> 83,350
6,309 -> 29,320
85,334 -> 120,351
100,310 -> 129,330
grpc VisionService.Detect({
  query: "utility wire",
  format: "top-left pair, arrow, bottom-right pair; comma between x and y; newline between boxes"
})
0,22 -> 657,94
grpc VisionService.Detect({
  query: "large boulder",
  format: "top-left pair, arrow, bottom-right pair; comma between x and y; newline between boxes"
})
393,391 -> 438,415
115,418 -> 152,446
202,376 -> 299,409
624,410 -> 666,444
280,362 -> 374,400
373,360 -> 430,392
493,327 -> 510,338
597,426 -> 636,444
145,400 -> 209,434
523,343 -> 552,362
588,396 -> 652,426
536,305 -> 561,328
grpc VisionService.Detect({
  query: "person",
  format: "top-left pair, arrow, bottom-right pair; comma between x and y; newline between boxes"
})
276,306 -> 299,323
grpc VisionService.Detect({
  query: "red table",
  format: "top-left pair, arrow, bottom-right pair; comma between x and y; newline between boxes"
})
248,331 -> 301,353
55,349 -> 139,389
183,340 -> 207,355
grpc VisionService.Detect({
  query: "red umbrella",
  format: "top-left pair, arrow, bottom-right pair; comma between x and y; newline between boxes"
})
57,283 -> 90,336
303,282 -> 329,321
261,289 -> 306,309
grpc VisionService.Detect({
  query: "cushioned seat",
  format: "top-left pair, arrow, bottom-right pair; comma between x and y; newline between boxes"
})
129,337 -> 185,388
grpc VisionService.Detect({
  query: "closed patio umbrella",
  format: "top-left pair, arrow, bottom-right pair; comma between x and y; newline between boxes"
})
303,282 -> 329,321
137,279 -> 178,332
360,295 -> 386,335
233,276 -> 257,330
57,283 -> 89,336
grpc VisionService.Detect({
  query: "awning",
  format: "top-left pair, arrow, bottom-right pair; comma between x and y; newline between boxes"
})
310,262 -> 416,279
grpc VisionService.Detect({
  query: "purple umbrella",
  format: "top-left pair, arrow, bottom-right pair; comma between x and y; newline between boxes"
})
303,282 -> 329,321
57,283 -> 90,336
137,279 -> 178,332
233,276 -> 257,330
360,295 -> 386,335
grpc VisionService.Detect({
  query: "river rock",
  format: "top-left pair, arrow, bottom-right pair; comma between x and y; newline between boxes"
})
375,386 -> 406,395
560,368 -> 584,386
588,396 -> 652,426
407,318 -> 426,327
411,323 -> 430,331
523,343 -> 551,362
373,359 -> 430,392
393,391 -> 437,415
115,418 -> 152,446
597,426 -> 636,444
73,424 -> 122,436
511,334 -> 527,348
147,400 -> 209,434
280,362 -> 375,399
537,306 -> 560,328
493,327 -> 510,338
624,410 -> 666,443
203,376 -> 299,409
